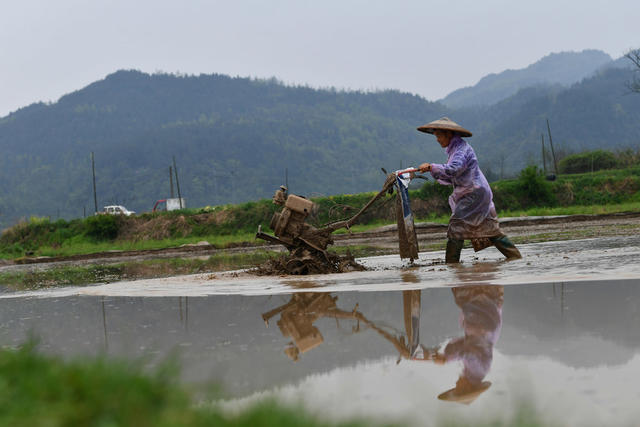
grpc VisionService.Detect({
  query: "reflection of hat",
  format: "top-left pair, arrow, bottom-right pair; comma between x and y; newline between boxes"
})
417,117 -> 472,137
284,344 -> 300,362
437,381 -> 491,405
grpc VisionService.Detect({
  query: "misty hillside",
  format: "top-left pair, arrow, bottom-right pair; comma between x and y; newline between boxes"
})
464,66 -> 640,169
0,54 -> 639,228
0,71 -> 448,226
440,50 -> 612,108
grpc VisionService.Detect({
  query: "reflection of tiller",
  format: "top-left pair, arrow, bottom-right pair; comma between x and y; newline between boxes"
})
261,291 -> 423,362
255,171 -> 417,273
261,293 -> 339,361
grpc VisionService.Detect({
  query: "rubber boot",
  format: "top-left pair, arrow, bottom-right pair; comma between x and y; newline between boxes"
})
445,239 -> 464,264
490,235 -> 522,260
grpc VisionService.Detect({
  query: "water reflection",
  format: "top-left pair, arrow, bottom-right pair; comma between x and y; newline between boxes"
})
5,278 -> 640,423
400,262 -> 503,404
433,285 -> 503,404
261,293 -> 340,361
262,283 -> 504,404
451,261 -> 500,283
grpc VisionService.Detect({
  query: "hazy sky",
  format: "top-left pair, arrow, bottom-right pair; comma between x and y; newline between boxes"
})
1,0 -> 639,117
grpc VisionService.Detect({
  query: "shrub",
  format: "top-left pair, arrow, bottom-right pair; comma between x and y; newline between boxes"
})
516,165 -> 556,207
29,215 -> 51,226
85,214 -> 120,241
558,150 -> 619,174
417,180 -> 451,201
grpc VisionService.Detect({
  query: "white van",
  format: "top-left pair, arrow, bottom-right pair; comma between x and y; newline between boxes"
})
102,205 -> 135,216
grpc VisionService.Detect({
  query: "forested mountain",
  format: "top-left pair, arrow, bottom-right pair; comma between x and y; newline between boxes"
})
463,65 -> 640,171
440,50 -> 612,108
0,71 -> 448,226
0,53 -> 639,228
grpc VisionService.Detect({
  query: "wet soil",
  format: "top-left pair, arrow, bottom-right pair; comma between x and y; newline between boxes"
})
253,248 -> 366,275
7,234 -> 640,299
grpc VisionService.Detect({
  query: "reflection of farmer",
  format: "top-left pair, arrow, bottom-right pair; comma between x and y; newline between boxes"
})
431,285 -> 504,404
415,117 -> 521,263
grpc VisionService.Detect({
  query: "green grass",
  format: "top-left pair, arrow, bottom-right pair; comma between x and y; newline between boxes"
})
40,231 -> 259,256
0,231 -> 262,260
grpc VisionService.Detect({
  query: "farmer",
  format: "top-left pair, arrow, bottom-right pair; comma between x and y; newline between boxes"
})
416,117 -> 521,263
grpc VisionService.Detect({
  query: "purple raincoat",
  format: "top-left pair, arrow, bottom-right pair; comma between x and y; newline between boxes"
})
430,136 -> 502,242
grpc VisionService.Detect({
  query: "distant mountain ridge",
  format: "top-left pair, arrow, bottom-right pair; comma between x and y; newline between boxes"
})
440,49 -> 613,108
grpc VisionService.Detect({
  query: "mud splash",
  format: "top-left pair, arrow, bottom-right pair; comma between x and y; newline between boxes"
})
253,247 -> 366,275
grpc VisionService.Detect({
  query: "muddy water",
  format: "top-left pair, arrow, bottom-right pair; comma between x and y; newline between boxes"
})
2,237 -> 640,426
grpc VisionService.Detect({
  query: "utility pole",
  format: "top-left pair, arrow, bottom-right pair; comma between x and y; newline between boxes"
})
91,152 -> 98,214
541,134 -> 547,174
172,156 -> 183,209
169,166 -> 175,198
546,119 -> 559,174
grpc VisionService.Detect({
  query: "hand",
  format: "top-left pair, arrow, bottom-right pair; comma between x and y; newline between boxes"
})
419,163 -> 431,173
432,353 -> 446,365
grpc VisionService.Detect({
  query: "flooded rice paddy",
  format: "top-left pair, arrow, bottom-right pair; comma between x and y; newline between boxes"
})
2,235 -> 640,426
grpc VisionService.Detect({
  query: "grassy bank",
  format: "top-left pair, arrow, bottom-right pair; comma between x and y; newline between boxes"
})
0,215 -> 261,259
1,165 -> 639,261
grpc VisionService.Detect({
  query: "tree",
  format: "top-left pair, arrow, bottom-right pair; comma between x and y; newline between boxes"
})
625,48 -> 640,93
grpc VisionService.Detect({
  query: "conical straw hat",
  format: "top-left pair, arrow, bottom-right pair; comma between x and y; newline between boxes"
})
417,117 -> 472,137
437,381 -> 491,405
